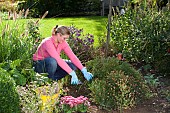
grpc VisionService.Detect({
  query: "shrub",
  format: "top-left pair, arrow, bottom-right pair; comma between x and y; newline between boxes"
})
16,83 -> 42,113
0,17 -> 40,64
110,8 -> 170,75
86,57 -> 151,110
68,25 -> 95,64
0,59 -> 27,86
0,16 -> 43,84
17,81 -> 60,113
0,59 -> 53,87
0,68 -> 21,113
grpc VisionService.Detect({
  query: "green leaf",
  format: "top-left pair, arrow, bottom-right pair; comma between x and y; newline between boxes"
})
10,59 -> 22,69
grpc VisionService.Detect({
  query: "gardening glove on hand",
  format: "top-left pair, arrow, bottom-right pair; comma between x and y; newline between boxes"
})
81,67 -> 93,81
69,71 -> 79,85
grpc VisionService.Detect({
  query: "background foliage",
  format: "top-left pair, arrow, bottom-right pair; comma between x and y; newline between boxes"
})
17,0 -> 101,17
109,8 -> 170,75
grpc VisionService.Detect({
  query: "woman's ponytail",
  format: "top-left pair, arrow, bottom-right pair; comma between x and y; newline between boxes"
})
51,25 -> 70,36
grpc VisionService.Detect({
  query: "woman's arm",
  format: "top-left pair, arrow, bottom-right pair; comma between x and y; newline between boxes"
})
63,41 -> 84,70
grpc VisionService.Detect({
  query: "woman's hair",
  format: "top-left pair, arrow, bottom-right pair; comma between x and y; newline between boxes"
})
52,25 -> 70,35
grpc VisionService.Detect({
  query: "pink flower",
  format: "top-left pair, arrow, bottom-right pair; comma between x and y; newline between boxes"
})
60,95 -> 90,108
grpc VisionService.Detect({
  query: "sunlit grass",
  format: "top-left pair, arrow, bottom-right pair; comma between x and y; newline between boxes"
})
1,16 -> 107,46
38,16 -> 107,45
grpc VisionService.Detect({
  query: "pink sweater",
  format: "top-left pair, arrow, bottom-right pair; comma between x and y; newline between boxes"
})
33,36 -> 84,74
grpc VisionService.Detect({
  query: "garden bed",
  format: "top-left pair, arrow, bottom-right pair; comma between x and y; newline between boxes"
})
64,68 -> 170,113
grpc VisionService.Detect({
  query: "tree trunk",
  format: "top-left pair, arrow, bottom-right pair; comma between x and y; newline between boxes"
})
106,0 -> 112,56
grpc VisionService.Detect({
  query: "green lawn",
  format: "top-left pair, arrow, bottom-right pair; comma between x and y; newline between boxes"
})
38,16 -> 107,45
1,16 -> 107,45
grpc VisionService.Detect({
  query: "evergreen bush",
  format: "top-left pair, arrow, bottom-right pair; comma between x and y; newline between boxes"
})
0,68 -> 21,113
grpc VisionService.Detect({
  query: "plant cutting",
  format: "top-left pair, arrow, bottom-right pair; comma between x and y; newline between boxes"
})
60,95 -> 90,113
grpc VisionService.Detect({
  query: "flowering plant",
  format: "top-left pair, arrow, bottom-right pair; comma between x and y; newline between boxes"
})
68,25 -> 94,64
60,95 -> 90,113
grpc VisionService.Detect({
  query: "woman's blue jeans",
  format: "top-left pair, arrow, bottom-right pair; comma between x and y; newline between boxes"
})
33,57 -> 77,80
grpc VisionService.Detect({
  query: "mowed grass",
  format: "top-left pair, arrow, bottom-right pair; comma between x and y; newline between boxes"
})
38,16 -> 107,45
1,16 -> 107,46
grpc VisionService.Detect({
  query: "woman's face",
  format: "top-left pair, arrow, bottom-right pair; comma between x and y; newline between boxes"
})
56,33 -> 69,43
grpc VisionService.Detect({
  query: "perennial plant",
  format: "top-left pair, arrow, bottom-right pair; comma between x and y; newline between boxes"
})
60,95 -> 90,113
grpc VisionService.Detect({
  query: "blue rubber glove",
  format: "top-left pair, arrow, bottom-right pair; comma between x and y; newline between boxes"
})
69,71 -> 79,85
81,67 -> 93,81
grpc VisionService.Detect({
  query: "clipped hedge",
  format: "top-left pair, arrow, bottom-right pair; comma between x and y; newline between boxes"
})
86,57 -> 151,110
0,68 -> 21,113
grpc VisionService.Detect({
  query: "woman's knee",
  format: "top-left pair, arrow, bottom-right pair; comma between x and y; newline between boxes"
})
45,57 -> 57,68
65,60 -> 77,70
